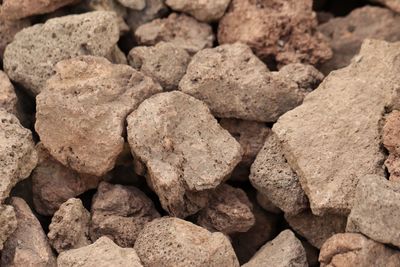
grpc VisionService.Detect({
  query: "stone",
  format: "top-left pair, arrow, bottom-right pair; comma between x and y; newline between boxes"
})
90,182 -> 160,247
383,110 -> 400,155
384,154 -> 400,182
128,42 -> 191,91
242,230 -> 308,267
117,0 -> 145,10
272,39 -> 400,215
347,174 -> 400,248
250,132 -> 309,215
135,13 -> 214,54
127,91 -> 242,217
196,184 -> 255,234
3,11 -> 122,95
218,0 -> 332,66
1,197 -> 56,267
319,233 -> 400,267
36,56 -> 161,176
256,192 -> 281,214
370,0 -> 400,13
126,0 -> 168,31
285,210 -> 347,249
134,217 -> 240,267
57,236 -> 143,267
0,109 -> 37,204
0,205 -> 17,250
318,6 -> 400,74
0,18 -> 30,59
32,143 -> 102,216
0,71 -> 18,116
48,198 -> 91,253
278,63 -> 325,91
165,0 -> 231,22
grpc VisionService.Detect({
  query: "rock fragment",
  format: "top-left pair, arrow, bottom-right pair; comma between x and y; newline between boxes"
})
165,0 -> 231,22
256,192 -> 281,214
0,205 -> 17,250
0,71 -> 18,116
134,217 -> 240,267
36,56 -> 161,176
0,18 -> 30,59
117,0 -> 145,10
126,0 -> 168,31
383,110 -> 400,181
370,0 -> 400,13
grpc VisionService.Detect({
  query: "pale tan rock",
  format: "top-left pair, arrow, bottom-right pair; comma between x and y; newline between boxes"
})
117,0 -> 145,9
165,0 -> 231,22
0,71 -> 18,116
36,56 -> 161,176
370,0 -> 400,13
57,236 -> 143,267
0,18 -> 30,59
126,0 -> 168,31
0,205 -> 16,250
134,217 -> 239,267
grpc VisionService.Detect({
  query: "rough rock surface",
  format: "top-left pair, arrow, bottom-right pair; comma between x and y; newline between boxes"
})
347,174 -> 400,248
36,56 -> 162,176
318,6 -> 400,74
0,71 -> 18,116
197,184 -> 255,234
0,205 -> 17,250
272,39 -> 399,215
127,91 -> 242,217
128,42 -> 191,91
242,230 -> 307,267
0,18 -> 30,59
256,192 -> 281,214
1,197 -> 56,267
57,236 -> 143,267
126,0 -> 168,31
90,182 -> 160,247
134,217 -> 240,267
319,233 -> 400,267
3,11 -> 122,95
48,198 -> 91,253
218,0 -> 332,66
0,109 -> 37,204
117,0 -> 145,10
165,0 -> 231,22
370,0 -> 400,13
135,13 -> 214,54
383,110 -> 400,181
250,133 -> 308,215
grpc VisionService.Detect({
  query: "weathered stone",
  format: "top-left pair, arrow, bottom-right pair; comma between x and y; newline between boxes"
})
242,230 -> 308,267
1,197 -> 56,267
135,13 -> 214,54
3,11 -> 122,95
128,42 -> 191,91
0,205 -> 16,250
0,18 -> 30,59
117,0 -> 145,9
218,0 -> 332,66
318,6 -> 400,74
0,71 -> 18,116
319,233 -> 400,267
165,0 -> 231,22
48,198 -> 91,253
383,110 -> 400,155
384,154 -> 400,182
256,192 -> 281,214
134,217 -> 239,267
278,63 -> 325,91
127,91 -> 242,217
126,0 -> 168,31
36,56 -> 161,176
273,39 -> 399,215
57,236 -> 143,267
370,0 -> 400,13
90,182 -> 160,247
347,174 -> 400,248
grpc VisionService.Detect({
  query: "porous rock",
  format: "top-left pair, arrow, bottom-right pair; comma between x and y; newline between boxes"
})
383,110 -> 400,181
0,18 -> 30,59
36,56 -> 162,176
370,0 -> 400,13
134,217 -> 240,267
117,0 -> 145,10
0,205 -> 17,250
0,71 -> 18,116
165,0 -> 231,22
126,0 -> 168,31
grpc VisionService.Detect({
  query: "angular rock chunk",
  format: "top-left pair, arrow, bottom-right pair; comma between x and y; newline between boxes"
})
383,110 -> 400,181
117,0 -> 145,10
272,39 -> 399,215
128,42 -> 191,91
36,56 -> 162,176
3,11 -> 122,95
127,91 -> 242,217
370,0 -> 400,13
0,205 -> 17,250
318,6 -> 400,74
1,197 -> 56,267
48,198 -> 91,253
0,109 -> 37,204
218,0 -> 332,66
165,0 -> 231,22
242,230 -> 307,267
135,13 -> 214,54
319,233 -> 400,267
0,18 -> 30,59
134,217 -> 239,267
57,236 -> 143,267
126,0 -> 168,31
0,71 -> 18,116
90,182 -> 160,247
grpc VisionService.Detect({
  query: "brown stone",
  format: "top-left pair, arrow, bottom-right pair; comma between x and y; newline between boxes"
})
165,0 -> 231,22
256,192 -> 281,214
0,205 -> 17,250
0,18 -> 30,59
126,0 -> 168,31
384,154 -> 400,182
383,110 -> 400,155
0,71 -> 18,116
370,0 -> 400,13
117,0 -> 145,10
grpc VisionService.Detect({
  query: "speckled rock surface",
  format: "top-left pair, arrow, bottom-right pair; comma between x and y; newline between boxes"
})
370,0 -> 400,13
0,205 -> 16,250
0,18 -> 30,59
126,0 -> 168,31
256,192 -> 281,214
0,71 -> 18,116
165,0 -> 231,22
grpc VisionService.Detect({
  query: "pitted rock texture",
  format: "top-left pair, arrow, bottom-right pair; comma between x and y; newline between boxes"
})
218,0 -> 332,66
0,205 -> 17,250
135,13 -> 214,54
370,0 -> 400,13
36,56 -> 162,176
272,39 -> 399,216
57,236 -> 143,267
126,0 -> 168,31
3,11 -> 122,95
128,42 -> 191,91
127,91 -> 242,218
383,110 -> 400,181
117,0 -> 145,9
165,0 -> 231,22
0,18 -> 30,59
134,217 -> 240,267
90,182 -> 160,247
0,71 -> 18,116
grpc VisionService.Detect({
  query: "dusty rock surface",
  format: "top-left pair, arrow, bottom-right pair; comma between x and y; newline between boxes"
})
57,236 -> 143,267
165,0 -> 231,22
135,13 -> 214,54
127,91 -> 242,217
0,205 -> 17,250
273,39 -> 399,216
0,71 -> 18,116
126,0 -> 168,31
383,110 -> 400,181
117,0 -> 145,10
0,18 -> 30,59
90,182 -> 160,247
134,217 -> 240,267
36,56 -> 161,176
218,0 -> 332,66
370,0 -> 400,13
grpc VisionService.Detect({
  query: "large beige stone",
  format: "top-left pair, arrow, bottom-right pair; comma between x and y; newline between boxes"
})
0,205 -> 16,250
165,0 -> 231,22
